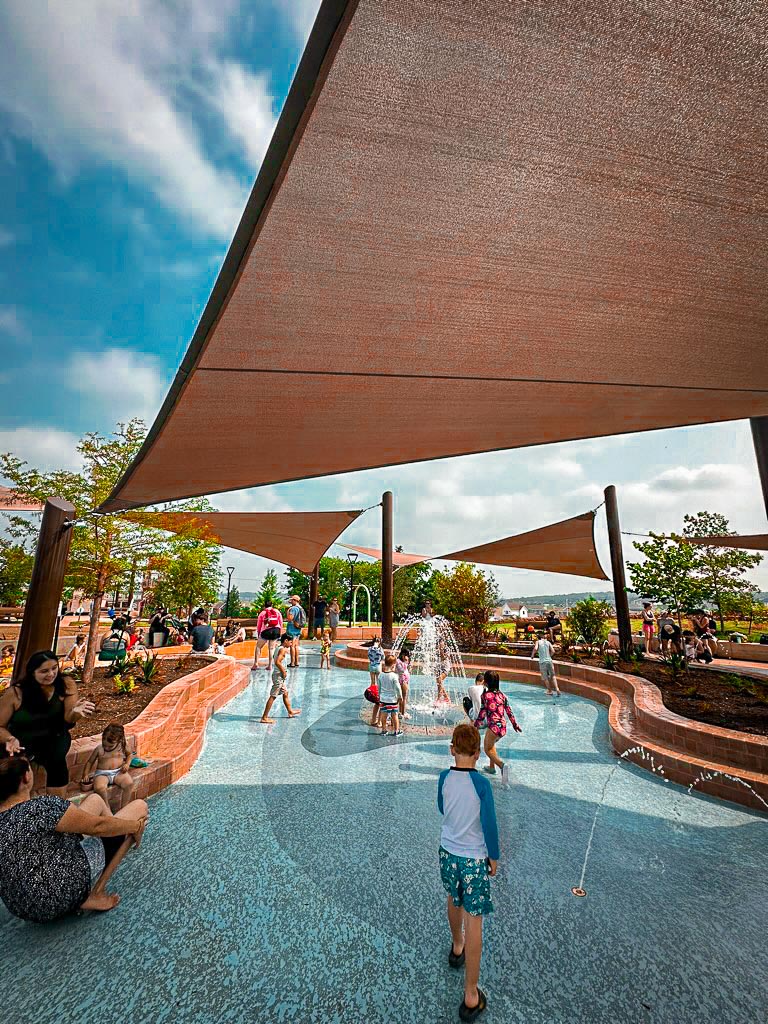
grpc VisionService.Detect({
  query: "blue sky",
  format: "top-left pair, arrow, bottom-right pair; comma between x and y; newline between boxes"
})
1,0 -> 766,599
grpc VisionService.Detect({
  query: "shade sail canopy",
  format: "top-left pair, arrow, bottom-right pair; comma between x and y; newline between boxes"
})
123,510 -> 363,574
102,0 -> 768,513
688,535 -> 768,551
438,512 -> 608,581
0,486 -> 44,512
343,544 -> 430,567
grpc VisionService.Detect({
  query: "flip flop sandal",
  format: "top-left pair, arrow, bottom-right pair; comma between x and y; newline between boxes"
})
459,988 -> 487,1022
448,946 -> 465,968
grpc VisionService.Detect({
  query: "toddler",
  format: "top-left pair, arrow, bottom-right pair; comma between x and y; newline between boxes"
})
368,637 -> 384,685
82,724 -> 136,809
395,649 -> 411,718
260,635 -> 302,724
378,654 -> 403,738
320,628 -> 332,669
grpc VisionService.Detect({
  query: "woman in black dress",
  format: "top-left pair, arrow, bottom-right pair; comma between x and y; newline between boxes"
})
0,755 -> 148,921
0,650 -> 95,796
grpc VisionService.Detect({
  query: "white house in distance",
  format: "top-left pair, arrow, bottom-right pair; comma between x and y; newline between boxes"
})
491,601 -> 529,620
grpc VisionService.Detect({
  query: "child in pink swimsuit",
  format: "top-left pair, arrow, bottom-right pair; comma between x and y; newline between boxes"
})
475,671 -> 522,783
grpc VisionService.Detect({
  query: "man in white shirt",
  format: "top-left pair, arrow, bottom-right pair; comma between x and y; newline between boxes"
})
532,634 -> 560,697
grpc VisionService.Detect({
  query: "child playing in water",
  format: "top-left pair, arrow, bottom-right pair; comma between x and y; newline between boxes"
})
396,649 -> 411,719
531,634 -> 560,697
260,635 -> 302,724
320,628 -> 332,669
462,673 -> 486,722
82,724 -> 136,810
368,637 -> 384,686
475,672 -> 522,784
436,641 -> 451,702
378,654 -> 403,738
438,723 -> 499,1022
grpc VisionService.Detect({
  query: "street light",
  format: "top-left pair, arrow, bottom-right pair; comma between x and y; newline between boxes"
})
225,566 -> 235,618
346,552 -> 359,628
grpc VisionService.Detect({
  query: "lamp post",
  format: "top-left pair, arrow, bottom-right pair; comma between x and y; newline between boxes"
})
347,552 -> 358,628
225,566 -> 235,618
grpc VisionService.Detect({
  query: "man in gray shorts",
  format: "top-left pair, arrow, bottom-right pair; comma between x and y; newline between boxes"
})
532,634 -> 560,697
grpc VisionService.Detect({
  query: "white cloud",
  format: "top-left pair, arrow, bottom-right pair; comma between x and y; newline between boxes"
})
0,306 -> 22,337
0,0 -> 276,238
536,456 -> 584,479
0,426 -> 83,472
273,0 -> 321,40
647,464 -> 749,494
66,348 -> 168,424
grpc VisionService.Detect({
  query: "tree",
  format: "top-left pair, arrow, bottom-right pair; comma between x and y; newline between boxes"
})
0,542 -> 34,605
432,562 -> 499,651
627,533 -> 707,625
151,540 -> 222,616
250,569 -> 284,614
567,596 -> 611,650
0,420 -> 218,684
682,512 -> 763,629
221,584 -> 241,618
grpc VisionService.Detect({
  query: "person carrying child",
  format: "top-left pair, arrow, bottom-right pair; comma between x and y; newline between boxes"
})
377,654 -> 403,738
438,723 -> 500,1021
320,628 -> 332,669
82,724 -> 136,810
260,635 -> 302,724
474,671 -> 522,783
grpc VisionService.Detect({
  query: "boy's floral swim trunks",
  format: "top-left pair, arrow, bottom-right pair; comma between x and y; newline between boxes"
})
439,846 -> 494,916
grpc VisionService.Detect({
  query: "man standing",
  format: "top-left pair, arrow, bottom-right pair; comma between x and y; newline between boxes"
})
312,594 -> 327,640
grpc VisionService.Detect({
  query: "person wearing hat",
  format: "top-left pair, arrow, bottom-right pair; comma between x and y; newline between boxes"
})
285,595 -> 307,668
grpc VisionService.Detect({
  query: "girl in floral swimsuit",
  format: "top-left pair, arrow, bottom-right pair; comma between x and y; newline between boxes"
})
475,671 -> 522,782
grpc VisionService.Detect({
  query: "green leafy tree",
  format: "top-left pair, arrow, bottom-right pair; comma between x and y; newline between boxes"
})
0,542 -> 34,605
250,569 -> 285,614
567,596 -> 612,650
432,562 -> 499,651
221,584 -> 241,618
152,539 -> 222,616
627,532 -> 707,625
0,419 -> 216,684
682,512 -> 762,630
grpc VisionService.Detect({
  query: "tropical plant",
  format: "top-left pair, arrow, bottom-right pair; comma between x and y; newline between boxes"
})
663,651 -> 688,681
138,652 -> 159,685
113,673 -> 136,695
601,651 -> 618,670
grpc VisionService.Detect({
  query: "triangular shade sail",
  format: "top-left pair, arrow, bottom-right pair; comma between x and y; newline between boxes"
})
343,544 -> 430,567
688,535 -> 768,551
101,0 -> 768,513
123,510 -> 363,574
0,486 -> 44,512
438,513 -> 608,581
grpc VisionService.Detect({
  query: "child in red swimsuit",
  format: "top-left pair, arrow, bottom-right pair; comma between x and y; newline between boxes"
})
475,671 -> 522,784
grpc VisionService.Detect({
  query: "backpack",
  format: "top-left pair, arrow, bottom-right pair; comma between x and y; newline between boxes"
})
264,607 -> 280,628
294,606 -> 306,628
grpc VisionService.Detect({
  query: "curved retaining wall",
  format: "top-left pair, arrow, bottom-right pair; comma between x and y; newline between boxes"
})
336,643 -> 768,811
67,655 -> 250,800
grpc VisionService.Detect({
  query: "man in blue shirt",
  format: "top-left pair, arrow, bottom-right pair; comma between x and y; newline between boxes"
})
437,724 -> 499,1021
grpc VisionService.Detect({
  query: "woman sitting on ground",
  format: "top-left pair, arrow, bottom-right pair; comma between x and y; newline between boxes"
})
0,754 -> 148,921
0,650 -> 94,797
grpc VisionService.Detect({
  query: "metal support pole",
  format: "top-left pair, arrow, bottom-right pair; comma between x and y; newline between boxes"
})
309,564 -> 319,638
12,497 -> 76,683
346,554 -> 357,629
750,417 -> 768,520
604,485 -> 632,660
225,566 -> 235,618
381,490 -> 394,645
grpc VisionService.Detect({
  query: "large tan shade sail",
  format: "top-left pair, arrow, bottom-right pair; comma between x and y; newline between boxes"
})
689,535 -> 768,551
123,510 -> 363,574
102,0 -> 768,512
343,544 -> 430,567
438,512 -> 608,581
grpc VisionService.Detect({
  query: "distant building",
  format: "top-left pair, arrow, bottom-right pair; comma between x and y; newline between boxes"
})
491,602 -> 528,620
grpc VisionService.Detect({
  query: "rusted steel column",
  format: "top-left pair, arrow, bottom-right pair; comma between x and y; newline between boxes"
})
381,491 -> 394,645
604,485 -> 632,659
12,497 -> 75,682
750,418 -> 768,519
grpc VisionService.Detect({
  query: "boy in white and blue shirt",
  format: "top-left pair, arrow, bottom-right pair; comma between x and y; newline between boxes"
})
438,723 -> 499,1021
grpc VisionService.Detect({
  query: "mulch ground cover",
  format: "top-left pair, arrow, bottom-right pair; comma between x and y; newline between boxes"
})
576,656 -> 768,737
70,655 -> 216,740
